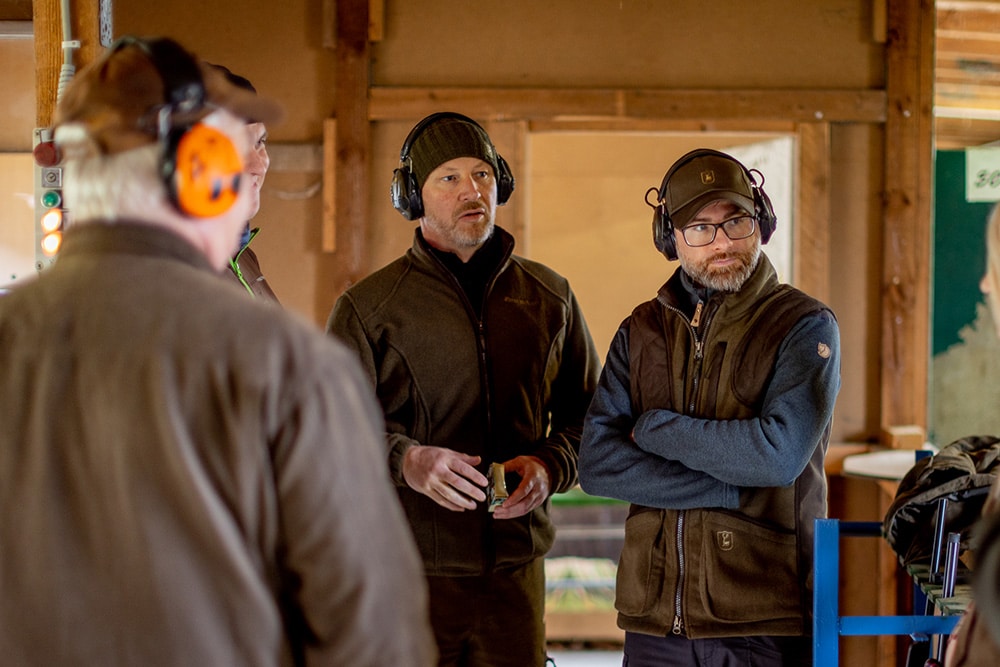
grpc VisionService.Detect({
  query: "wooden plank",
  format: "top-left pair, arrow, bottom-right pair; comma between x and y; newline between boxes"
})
624,89 -> 886,123
935,116 -> 1000,149
795,123 -> 831,302
322,0 -> 335,50
937,35 -> 1000,59
329,0 -> 370,284
369,87 -> 887,124
937,4 -> 1000,33
370,87 -> 622,121
322,118 -> 336,251
937,80 -> 1000,106
881,0 -> 933,460
482,119 -> 527,247
0,0 -> 31,21
369,0 -> 385,41
527,119 -> 797,133
33,0 -> 102,127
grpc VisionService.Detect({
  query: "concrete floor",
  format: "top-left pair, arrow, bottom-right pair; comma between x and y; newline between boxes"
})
547,649 -> 623,666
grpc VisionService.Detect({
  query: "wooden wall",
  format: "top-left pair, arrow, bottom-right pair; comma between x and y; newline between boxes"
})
71,0 -> 908,448
17,1 -> 937,664
9,0 -> 937,450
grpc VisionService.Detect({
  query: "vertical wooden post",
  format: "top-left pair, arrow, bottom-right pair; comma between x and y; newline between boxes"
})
795,122 -> 831,302
882,0 -> 934,432
34,0 -> 102,128
322,118 -> 337,251
327,0 -> 370,292
482,119 -> 528,249
880,2 -> 935,664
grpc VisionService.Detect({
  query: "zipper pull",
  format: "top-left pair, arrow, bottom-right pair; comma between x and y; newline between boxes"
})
672,615 -> 684,636
691,301 -> 703,328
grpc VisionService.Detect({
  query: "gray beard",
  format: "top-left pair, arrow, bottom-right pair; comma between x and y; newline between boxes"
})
686,245 -> 762,292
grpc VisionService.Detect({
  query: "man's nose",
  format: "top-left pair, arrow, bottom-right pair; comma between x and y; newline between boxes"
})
711,226 -> 735,248
458,176 -> 483,199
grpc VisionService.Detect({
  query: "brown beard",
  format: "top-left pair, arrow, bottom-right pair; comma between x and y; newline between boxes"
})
684,244 -> 761,292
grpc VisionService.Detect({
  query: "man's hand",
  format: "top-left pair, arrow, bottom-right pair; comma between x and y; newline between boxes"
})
491,455 -> 550,520
402,445 -> 488,511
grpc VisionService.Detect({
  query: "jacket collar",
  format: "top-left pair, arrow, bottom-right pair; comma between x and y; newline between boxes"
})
58,221 -> 215,273
410,225 -> 515,276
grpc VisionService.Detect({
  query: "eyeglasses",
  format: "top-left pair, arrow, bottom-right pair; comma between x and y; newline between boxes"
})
679,216 -> 756,247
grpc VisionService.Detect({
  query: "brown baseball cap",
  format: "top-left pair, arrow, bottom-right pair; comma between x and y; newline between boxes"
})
54,36 -> 283,155
663,150 -> 755,229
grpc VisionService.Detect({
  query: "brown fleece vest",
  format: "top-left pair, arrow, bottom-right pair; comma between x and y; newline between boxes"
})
616,263 -> 831,639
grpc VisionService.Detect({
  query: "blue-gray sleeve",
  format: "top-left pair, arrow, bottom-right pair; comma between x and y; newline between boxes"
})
578,323 -> 741,509
632,310 -> 840,487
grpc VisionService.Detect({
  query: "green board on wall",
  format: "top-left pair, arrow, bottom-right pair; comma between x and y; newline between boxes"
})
932,150 -> 993,356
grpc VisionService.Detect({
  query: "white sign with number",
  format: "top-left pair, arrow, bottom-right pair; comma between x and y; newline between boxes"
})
966,147 -> 1000,202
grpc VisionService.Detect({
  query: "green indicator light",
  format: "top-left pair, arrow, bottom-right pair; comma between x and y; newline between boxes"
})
40,190 -> 62,208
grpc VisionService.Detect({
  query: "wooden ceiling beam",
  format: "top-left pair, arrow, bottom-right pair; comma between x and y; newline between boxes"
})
937,5 -> 1000,33
369,87 -> 886,124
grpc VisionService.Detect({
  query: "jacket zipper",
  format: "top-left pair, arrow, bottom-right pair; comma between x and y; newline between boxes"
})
672,510 -> 686,635
423,247 -> 508,455
658,297 -> 710,637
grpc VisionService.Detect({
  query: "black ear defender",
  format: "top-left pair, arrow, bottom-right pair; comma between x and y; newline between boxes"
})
647,148 -> 777,261
390,112 -> 515,220
114,36 -> 244,218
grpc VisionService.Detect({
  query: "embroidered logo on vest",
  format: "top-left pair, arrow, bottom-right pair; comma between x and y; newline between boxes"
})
716,530 -> 735,551
817,342 -> 831,359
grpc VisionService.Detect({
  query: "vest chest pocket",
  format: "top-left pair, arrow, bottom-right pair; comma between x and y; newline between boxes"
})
695,513 -> 799,624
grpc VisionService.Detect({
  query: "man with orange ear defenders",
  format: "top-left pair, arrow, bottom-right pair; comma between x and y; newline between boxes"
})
579,149 -> 841,666
328,112 -> 601,666
0,36 -> 434,666
207,63 -> 279,301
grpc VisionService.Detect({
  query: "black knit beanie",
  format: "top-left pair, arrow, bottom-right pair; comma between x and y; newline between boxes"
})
409,117 -> 499,190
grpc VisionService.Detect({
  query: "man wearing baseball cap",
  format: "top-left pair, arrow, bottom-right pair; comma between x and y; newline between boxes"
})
328,112 -> 600,666
0,36 -> 434,666
579,149 -> 841,666
207,63 -> 280,301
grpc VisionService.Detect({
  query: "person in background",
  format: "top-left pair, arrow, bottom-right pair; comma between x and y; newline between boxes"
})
578,149 -> 841,666
327,111 -> 600,666
207,63 -> 278,301
944,203 -> 1000,667
0,35 -> 434,666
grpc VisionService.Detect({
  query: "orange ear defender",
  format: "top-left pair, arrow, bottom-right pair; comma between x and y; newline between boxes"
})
165,123 -> 244,218
113,36 -> 246,219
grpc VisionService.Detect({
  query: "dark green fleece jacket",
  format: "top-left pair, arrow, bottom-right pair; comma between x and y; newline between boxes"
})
328,226 -> 600,576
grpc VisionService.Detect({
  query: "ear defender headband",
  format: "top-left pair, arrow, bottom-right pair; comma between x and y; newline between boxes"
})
646,148 -> 777,261
119,37 -> 244,218
390,112 -> 515,220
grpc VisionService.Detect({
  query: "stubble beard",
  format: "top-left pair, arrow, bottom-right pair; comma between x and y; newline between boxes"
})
449,203 -> 494,248
685,243 -> 762,292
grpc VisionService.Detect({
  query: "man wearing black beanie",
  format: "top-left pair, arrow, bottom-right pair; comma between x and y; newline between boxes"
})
328,112 -> 601,666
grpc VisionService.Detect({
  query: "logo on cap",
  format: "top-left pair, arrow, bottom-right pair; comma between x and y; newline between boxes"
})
700,169 -> 716,185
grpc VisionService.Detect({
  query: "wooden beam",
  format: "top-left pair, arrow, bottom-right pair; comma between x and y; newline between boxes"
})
0,0 -> 31,21
322,119 -> 337,251
526,119 -> 798,133
323,0 -> 385,48
369,87 -> 887,124
880,0 -> 933,437
624,89 -> 886,123
481,119 -> 527,246
327,0 -> 370,285
34,0 -> 102,128
795,123 -> 831,302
